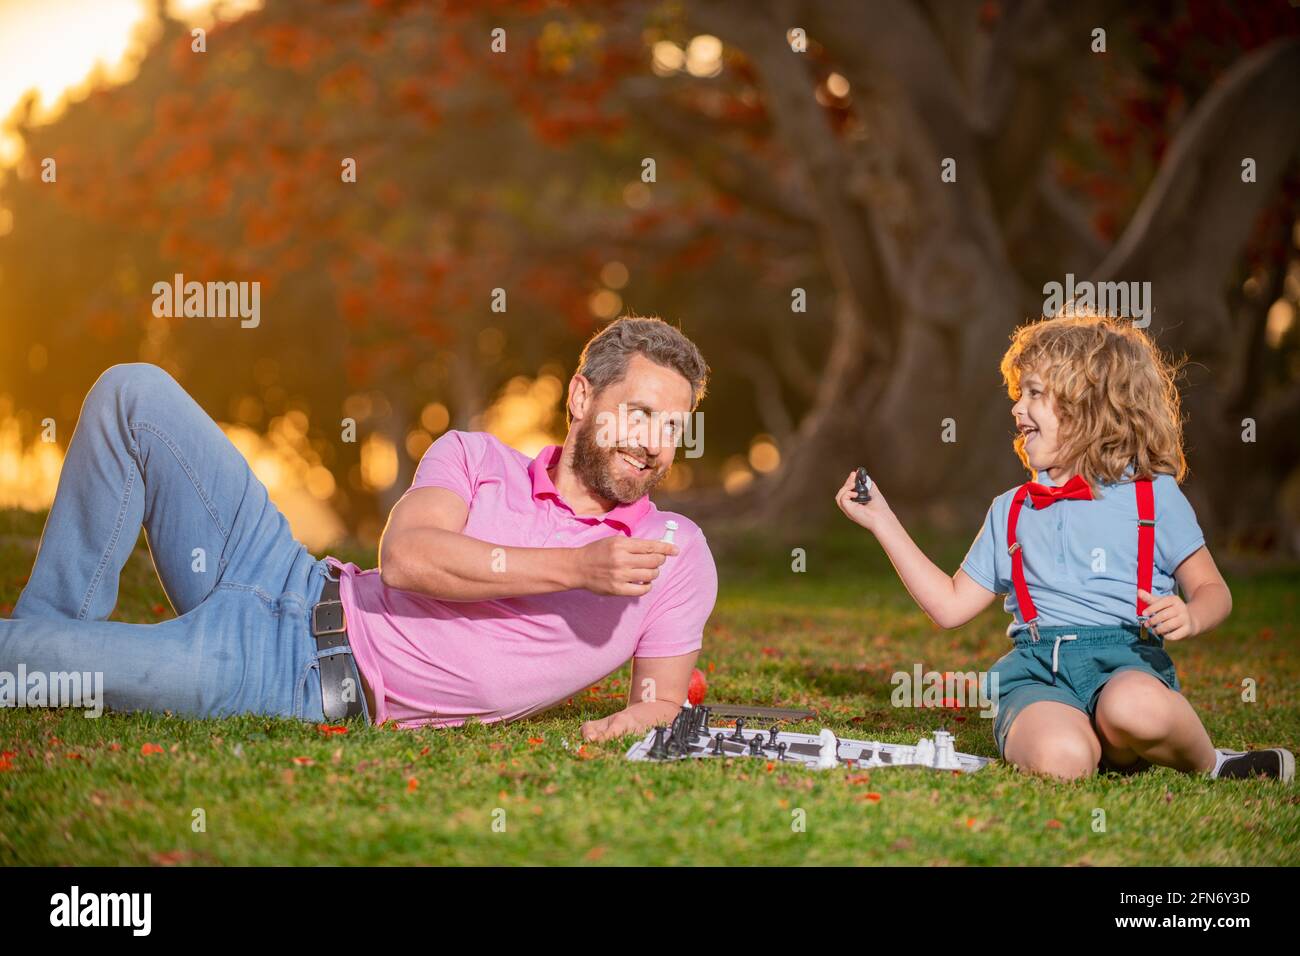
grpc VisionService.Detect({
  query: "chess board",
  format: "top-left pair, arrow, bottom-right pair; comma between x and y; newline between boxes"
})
625,722 -> 993,773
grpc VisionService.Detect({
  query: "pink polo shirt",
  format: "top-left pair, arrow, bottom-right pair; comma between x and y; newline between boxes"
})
326,430 -> 718,729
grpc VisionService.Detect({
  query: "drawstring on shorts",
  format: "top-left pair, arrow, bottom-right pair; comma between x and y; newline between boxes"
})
1051,634 -> 1078,675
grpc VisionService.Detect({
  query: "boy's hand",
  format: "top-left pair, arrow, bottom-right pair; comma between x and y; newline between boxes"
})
835,470 -> 892,532
1138,588 -> 1198,641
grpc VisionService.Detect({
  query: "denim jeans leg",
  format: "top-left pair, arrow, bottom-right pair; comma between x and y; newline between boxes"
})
0,585 -> 320,719
12,362 -> 312,620
2,362 -> 328,719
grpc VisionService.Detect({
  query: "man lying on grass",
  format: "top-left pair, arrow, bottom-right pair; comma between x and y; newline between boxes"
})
0,316 -> 716,743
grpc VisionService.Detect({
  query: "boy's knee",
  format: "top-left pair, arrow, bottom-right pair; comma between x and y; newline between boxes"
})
1014,734 -> 1100,781
1096,675 -> 1177,745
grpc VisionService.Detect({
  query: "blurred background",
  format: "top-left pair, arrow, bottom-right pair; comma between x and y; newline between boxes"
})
1,0 -> 1298,554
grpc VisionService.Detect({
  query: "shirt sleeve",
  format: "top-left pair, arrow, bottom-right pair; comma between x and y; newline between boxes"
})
404,430 -> 480,507
960,497 -> 1006,594
634,531 -> 718,659
1154,475 -> 1205,574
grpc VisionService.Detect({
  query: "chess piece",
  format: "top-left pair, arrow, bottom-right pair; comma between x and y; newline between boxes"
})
661,520 -> 678,545
768,726 -> 780,747
748,734 -> 764,756
729,717 -> 747,742
933,730 -> 960,770
815,728 -> 839,769
851,467 -> 873,504
712,732 -> 726,756
667,712 -> 690,755
687,708 -> 703,742
696,706 -> 711,736
648,726 -> 669,759
775,742 -> 787,761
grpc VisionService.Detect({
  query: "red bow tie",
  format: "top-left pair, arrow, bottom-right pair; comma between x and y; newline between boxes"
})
1024,474 -> 1093,509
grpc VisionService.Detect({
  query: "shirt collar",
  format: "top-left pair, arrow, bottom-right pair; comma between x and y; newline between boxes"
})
527,445 -> 651,534
1035,462 -> 1136,488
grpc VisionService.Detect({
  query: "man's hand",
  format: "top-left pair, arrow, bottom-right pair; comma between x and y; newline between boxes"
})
1138,588 -> 1198,641
581,709 -> 650,742
574,536 -> 678,597
581,654 -> 698,741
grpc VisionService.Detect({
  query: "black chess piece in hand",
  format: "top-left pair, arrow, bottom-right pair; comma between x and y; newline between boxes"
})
852,467 -> 873,504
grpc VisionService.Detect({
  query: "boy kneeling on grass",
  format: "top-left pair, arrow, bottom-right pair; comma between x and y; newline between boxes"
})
836,310 -> 1293,782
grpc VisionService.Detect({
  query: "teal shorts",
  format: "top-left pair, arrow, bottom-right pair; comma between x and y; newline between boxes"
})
989,624 -> 1180,759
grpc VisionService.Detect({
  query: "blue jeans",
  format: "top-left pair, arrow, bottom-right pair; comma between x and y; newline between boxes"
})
0,363 -> 364,723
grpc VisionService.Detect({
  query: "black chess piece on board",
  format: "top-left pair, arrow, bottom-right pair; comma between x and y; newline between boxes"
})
729,717 -> 747,742
648,726 -> 669,759
852,467 -> 873,504
712,733 -> 726,756
696,706 -> 711,736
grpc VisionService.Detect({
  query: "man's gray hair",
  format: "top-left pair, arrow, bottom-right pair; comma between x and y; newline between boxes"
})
575,315 -> 709,411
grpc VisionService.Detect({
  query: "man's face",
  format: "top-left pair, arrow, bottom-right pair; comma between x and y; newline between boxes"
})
570,353 -> 694,505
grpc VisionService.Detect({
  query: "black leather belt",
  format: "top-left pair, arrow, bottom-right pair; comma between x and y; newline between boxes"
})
311,567 -> 366,720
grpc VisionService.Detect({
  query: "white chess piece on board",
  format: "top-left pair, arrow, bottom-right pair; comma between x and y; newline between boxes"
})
661,520 -> 678,545
815,728 -> 839,769
933,731 -> 960,770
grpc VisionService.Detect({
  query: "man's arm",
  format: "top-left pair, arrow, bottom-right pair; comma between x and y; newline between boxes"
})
379,486 -> 678,601
581,651 -> 698,742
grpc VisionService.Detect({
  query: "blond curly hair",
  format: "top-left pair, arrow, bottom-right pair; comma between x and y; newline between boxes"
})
1000,310 -> 1188,490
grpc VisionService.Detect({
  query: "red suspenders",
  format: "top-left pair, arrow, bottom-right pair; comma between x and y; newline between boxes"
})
1135,478 -> 1155,615
1006,477 -> 1155,641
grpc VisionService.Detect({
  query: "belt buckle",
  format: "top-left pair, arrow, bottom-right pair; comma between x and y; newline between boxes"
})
312,599 -> 346,637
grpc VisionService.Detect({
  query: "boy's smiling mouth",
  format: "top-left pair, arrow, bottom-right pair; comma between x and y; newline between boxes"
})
1019,423 -> 1040,446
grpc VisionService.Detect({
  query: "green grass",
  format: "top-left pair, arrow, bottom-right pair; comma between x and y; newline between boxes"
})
2,509 -> 1298,865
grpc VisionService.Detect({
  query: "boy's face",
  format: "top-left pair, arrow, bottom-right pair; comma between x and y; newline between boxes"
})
1011,369 -> 1062,475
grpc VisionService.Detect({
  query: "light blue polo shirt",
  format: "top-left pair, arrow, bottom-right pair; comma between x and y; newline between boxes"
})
961,471 -> 1205,634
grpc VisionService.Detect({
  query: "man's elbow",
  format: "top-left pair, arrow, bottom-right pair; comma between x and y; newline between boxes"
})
378,538 -> 408,590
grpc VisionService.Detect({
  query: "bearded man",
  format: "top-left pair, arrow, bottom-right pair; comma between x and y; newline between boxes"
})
0,317 -> 716,742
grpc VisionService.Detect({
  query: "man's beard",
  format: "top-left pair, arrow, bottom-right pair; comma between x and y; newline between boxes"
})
571,415 -> 668,506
